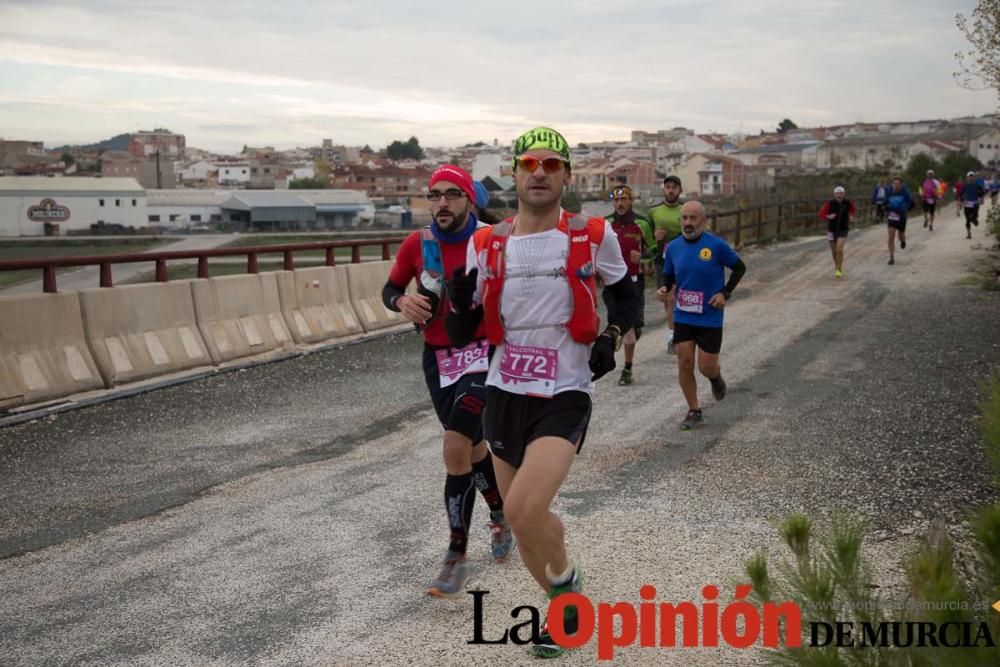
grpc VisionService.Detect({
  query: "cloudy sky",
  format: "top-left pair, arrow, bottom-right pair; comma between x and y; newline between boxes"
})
1,0 -> 996,153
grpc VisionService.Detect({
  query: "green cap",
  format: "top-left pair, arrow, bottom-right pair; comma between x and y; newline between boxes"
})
512,127 -> 570,168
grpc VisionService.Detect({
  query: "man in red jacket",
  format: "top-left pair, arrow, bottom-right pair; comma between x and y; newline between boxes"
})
381,164 -> 512,598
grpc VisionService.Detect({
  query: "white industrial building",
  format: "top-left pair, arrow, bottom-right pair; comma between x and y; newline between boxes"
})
0,177 -> 147,236
0,178 -> 377,235
146,189 -> 374,231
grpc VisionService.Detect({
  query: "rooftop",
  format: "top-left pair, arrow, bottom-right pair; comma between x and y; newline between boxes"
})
0,176 -> 145,194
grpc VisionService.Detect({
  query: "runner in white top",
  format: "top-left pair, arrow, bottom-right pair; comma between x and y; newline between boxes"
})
467,211 -> 627,397
446,126 -> 639,659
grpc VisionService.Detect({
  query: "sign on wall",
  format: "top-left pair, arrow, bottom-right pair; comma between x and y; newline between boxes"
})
27,198 -> 71,223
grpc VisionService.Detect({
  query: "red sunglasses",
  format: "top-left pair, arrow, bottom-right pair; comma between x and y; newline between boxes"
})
515,155 -> 569,174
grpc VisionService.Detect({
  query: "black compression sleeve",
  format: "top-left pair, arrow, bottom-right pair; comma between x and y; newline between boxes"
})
604,275 -> 640,333
661,273 -> 676,292
724,259 -> 746,295
381,280 -> 406,312
445,305 -> 484,348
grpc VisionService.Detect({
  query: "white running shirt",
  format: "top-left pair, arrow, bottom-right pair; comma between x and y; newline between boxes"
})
466,212 -> 627,397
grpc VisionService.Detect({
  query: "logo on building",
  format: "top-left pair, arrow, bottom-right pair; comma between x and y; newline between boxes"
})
27,198 -> 71,223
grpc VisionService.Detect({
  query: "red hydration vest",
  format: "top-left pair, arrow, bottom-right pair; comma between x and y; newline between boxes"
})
472,212 -> 605,345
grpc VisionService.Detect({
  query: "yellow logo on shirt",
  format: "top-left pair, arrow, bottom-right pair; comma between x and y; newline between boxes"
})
699,248 -> 712,261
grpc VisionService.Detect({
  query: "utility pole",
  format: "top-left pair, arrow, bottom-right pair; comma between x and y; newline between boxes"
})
155,150 -> 162,189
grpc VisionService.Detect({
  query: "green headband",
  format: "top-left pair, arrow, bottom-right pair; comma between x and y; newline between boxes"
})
512,127 -> 570,168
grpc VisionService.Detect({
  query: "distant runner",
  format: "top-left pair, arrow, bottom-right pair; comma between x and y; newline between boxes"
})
657,201 -> 746,430
871,178 -> 889,224
920,169 -> 940,231
819,186 -> 855,278
647,175 -> 684,353
961,170 -> 985,240
885,176 -> 913,266
604,185 -> 654,386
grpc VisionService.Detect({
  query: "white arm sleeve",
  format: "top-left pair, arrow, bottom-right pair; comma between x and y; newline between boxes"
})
595,221 -> 628,285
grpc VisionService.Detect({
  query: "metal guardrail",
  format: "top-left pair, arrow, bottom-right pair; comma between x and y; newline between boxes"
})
0,238 -> 404,293
0,198 -> 877,293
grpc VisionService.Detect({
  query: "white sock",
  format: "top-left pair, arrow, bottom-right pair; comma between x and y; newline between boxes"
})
667,329 -> 674,341
545,560 -> 575,586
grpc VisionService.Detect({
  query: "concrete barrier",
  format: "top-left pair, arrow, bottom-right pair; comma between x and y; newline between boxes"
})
0,293 -> 104,407
79,281 -> 212,387
192,273 -> 295,365
276,267 -> 364,344
345,261 -> 411,332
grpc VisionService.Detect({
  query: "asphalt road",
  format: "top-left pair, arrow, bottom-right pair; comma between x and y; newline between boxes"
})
1,207 -> 998,666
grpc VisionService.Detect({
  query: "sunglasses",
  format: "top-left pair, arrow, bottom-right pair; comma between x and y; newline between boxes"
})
425,188 -> 466,202
515,155 -> 569,174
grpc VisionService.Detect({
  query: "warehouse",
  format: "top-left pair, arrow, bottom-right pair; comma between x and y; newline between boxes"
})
0,176 -> 147,236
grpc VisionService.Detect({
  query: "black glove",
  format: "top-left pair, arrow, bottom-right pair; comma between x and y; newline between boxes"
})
589,330 -> 619,381
447,267 -> 478,312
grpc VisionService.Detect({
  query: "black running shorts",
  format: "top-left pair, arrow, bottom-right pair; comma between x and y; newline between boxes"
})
422,343 -> 488,442
483,388 -> 592,469
602,274 -> 645,330
921,200 -> 936,214
673,322 -> 724,354
888,215 -> 907,232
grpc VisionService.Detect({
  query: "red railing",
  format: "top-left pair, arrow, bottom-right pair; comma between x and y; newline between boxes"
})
0,198 -> 878,294
0,238 -> 403,293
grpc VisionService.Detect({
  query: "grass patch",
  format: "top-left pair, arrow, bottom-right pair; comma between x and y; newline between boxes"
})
0,238 -> 175,287
745,375 -> 1000,665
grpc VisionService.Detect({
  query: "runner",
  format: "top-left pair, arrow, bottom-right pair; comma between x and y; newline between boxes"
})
819,186 -> 855,278
604,184 -> 654,386
647,175 -> 684,353
446,126 -> 639,658
885,176 -> 913,265
961,170 -> 986,240
656,201 -> 745,430
920,169 -> 940,231
988,174 -> 999,206
954,179 -> 965,218
871,178 -> 889,224
381,164 -> 513,598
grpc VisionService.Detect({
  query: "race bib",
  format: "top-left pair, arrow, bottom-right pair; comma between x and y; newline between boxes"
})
888,211 -> 901,221
436,340 -> 489,388
965,200 -> 977,208
676,288 -> 705,314
498,344 -> 558,397
924,198 -> 935,205
826,231 -> 836,241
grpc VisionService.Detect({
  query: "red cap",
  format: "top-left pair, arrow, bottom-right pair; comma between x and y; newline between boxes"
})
428,164 -> 475,203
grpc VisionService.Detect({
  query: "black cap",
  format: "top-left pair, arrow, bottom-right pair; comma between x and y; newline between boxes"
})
663,175 -> 682,187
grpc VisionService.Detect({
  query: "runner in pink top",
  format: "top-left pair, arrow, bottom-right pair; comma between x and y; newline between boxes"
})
920,169 -> 940,231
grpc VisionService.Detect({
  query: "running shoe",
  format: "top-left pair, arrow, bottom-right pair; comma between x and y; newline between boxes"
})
888,257 -> 895,265
710,375 -> 727,401
680,409 -> 704,430
923,219 -> 928,228
487,512 -> 514,563
618,367 -> 634,386
667,340 -> 675,355
900,239 -> 906,249
530,567 -> 584,659
834,269 -> 842,278
427,551 -> 468,598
